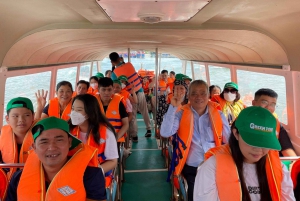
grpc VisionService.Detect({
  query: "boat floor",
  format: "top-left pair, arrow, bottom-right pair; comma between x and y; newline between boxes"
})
121,114 -> 172,201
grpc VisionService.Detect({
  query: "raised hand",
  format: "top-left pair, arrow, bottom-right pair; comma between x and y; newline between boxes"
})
130,83 -> 135,94
170,88 -> 185,107
35,89 -> 48,110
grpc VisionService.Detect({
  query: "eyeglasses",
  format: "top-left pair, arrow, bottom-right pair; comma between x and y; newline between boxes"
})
260,100 -> 277,108
224,88 -> 237,93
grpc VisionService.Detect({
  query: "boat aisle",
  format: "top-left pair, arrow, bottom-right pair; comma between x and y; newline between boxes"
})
121,114 -> 172,201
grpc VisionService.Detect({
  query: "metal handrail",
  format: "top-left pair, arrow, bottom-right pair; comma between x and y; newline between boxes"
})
0,163 -> 24,168
279,157 -> 300,161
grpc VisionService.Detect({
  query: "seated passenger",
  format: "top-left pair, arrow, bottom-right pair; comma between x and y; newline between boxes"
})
160,80 -> 230,201
159,70 -> 169,95
183,75 -> 192,87
252,88 -> 297,157
105,70 -> 112,78
96,77 -> 129,141
42,81 -> 73,121
73,80 -> 90,97
69,94 -> 118,173
6,117 -> 106,201
0,92 -> 47,180
194,106 -> 295,201
209,85 -> 221,99
211,82 -> 246,124
87,76 -> 99,96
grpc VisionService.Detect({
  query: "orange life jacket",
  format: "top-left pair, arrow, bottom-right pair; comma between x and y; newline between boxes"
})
158,80 -> 167,91
97,94 -> 125,142
204,144 -> 282,201
87,86 -> 99,96
70,125 -> 107,164
142,81 -> 150,94
211,94 -> 245,122
120,90 -> 130,101
70,126 -> 114,188
113,62 -> 142,92
167,77 -> 175,92
48,97 -> 72,121
0,122 -> 36,180
17,143 -> 98,201
174,101 -> 223,177
0,168 -> 8,201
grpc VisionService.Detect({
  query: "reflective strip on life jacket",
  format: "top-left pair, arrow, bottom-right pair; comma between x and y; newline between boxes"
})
18,143 -> 98,201
113,62 -> 142,92
48,97 -> 72,121
205,144 -> 282,201
98,94 -> 123,134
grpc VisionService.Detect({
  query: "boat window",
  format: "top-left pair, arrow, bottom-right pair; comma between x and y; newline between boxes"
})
101,57 -> 114,74
237,70 -> 287,124
79,63 -> 91,81
193,63 -> 206,81
92,61 -> 98,76
159,54 -> 182,74
56,67 -> 77,89
209,65 -> 231,89
3,71 -> 51,125
186,62 -> 192,79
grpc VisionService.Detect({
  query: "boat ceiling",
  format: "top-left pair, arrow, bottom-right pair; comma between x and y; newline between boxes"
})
1,0 -> 300,71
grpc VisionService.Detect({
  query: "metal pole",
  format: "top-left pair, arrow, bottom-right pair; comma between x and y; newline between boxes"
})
205,63 -> 210,86
191,61 -> 195,80
97,61 -> 101,72
128,48 -> 131,63
90,61 -> 93,78
155,48 -> 159,139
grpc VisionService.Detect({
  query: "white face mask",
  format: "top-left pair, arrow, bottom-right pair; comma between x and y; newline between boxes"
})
90,83 -> 98,90
70,111 -> 86,125
121,83 -> 126,89
224,92 -> 236,102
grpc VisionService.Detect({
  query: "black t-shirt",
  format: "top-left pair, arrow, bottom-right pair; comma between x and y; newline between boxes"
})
278,125 -> 295,156
42,104 -> 50,115
103,101 -> 128,119
6,166 -> 106,201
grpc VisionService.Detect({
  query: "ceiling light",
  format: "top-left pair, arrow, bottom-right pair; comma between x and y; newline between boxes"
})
138,13 -> 164,24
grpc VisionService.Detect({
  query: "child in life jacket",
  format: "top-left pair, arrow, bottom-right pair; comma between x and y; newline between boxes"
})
0,90 -> 47,180
87,76 -> 100,96
69,94 -> 118,174
194,106 -> 295,201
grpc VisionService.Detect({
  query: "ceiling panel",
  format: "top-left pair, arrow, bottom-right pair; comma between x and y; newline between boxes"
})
96,0 -> 211,22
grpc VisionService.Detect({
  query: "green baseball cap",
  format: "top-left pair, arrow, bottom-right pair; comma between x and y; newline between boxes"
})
118,75 -> 128,82
224,82 -> 238,90
175,73 -> 186,81
7,97 -> 34,112
235,106 -> 281,150
183,75 -> 192,81
113,79 -> 122,86
95,72 -> 104,79
32,117 -> 81,150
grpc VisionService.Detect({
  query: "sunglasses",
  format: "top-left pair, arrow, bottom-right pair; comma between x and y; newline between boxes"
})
224,88 -> 237,93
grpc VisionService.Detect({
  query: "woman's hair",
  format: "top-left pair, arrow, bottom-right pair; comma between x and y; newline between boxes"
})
229,122 -> 272,201
69,94 -> 116,143
209,85 -> 221,98
56,81 -> 73,92
220,89 -> 241,102
89,76 -> 99,82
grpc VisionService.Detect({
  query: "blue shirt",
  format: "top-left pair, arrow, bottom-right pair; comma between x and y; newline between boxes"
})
160,105 -> 230,167
6,167 -> 107,201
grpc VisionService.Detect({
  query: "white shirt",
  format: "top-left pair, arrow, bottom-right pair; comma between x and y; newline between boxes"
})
194,155 -> 295,201
79,128 -> 119,160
